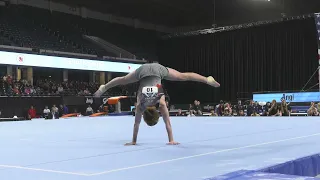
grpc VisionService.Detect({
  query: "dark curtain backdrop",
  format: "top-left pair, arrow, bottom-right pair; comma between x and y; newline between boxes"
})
158,18 -> 319,104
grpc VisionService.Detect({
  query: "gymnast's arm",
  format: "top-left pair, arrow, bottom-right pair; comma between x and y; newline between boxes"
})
125,105 -> 142,146
159,96 -> 179,145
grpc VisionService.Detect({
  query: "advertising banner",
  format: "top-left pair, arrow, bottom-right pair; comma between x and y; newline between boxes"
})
253,92 -> 320,103
0,51 -> 142,73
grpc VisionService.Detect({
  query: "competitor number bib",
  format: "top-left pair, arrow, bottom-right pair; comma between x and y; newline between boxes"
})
142,86 -> 158,98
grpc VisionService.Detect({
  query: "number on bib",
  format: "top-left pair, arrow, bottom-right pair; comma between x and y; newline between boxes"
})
142,86 -> 158,97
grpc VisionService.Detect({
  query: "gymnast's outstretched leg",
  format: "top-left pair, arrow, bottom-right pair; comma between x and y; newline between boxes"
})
94,64 -> 220,97
164,68 -> 220,87
94,70 -> 139,96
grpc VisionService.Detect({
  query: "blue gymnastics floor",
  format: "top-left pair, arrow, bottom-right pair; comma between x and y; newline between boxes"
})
0,116 -> 320,180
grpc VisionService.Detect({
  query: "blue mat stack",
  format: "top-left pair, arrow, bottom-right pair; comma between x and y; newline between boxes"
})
208,153 -> 320,179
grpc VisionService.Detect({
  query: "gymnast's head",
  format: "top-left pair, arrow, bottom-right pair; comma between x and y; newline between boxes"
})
139,85 -> 165,126
143,106 -> 160,126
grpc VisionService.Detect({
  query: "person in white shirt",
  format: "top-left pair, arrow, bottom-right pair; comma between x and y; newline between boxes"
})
58,86 -> 63,93
43,106 -> 50,119
187,110 -> 196,117
86,105 -> 94,115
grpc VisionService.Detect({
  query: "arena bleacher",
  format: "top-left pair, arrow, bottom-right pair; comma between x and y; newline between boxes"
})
0,5 -> 110,56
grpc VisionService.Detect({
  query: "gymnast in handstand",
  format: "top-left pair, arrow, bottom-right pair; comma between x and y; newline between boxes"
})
94,63 -> 220,145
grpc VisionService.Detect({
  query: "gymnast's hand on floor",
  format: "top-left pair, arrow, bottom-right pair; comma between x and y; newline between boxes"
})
167,141 -> 180,145
124,142 -> 137,146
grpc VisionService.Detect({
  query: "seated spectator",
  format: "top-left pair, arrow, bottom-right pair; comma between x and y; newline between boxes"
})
247,100 -> 254,116
57,85 -> 63,93
195,101 -> 202,115
83,88 -> 90,95
210,110 -> 218,116
86,105 -> 94,116
251,110 -> 260,116
268,100 -> 280,116
176,109 -> 185,116
48,110 -> 59,119
215,104 -> 219,115
43,106 -> 50,119
254,101 -> 263,114
28,105 -> 36,120
217,100 -> 224,116
189,104 -> 195,115
236,100 -> 244,115
187,110 -> 196,117
108,104 -> 115,113
5,75 -> 12,85
308,102 -> 318,116
51,84 -> 57,94
63,104 -> 69,115
280,99 -> 290,116
58,104 -> 68,117
232,109 -> 238,116
36,87 -> 41,95
204,105 -> 214,112
51,105 -> 58,114
59,105 -> 64,117
263,102 -> 271,116
13,85 -> 20,95
30,86 -> 36,95
193,100 -> 199,114
190,100 -> 202,115
238,110 -> 245,116
24,86 -> 31,95
223,103 -> 232,116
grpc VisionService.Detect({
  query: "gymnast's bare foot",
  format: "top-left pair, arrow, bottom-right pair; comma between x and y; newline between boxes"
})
207,76 -> 220,87
125,142 -> 137,146
167,141 -> 180,145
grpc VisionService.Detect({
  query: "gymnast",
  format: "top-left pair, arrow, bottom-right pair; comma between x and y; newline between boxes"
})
94,63 -> 220,145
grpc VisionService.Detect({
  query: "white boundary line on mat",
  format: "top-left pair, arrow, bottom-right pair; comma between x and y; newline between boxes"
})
90,132 -> 320,176
0,164 -> 90,176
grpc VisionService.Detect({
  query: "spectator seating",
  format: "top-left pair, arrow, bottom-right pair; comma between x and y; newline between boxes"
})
0,6 -> 112,56
0,5 -> 160,59
0,74 -> 138,97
